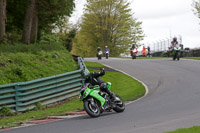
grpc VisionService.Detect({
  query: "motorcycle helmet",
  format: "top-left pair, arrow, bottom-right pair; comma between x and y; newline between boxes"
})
173,37 -> 177,42
82,69 -> 90,79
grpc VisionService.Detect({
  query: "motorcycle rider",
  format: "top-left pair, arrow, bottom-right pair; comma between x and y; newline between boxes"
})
96,47 -> 102,57
171,37 -> 178,46
104,46 -> 110,54
147,46 -> 150,57
82,68 -> 119,105
130,44 -> 138,59
97,47 -> 101,52
170,37 -> 179,52
130,44 -> 136,50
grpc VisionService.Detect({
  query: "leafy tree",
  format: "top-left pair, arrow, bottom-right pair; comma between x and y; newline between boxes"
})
6,0 -> 26,33
36,0 -> 75,39
74,0 -> 144,57
193,0 -> 200,19
5,0 -> 75,44
62,28 -> 77,51
23,0 -> 75,44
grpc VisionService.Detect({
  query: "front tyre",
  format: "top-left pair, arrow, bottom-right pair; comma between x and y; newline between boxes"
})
177,52 -> 180,60
113,95 -> 125,113
84,98 -> 101,118
106,54 -> 108,59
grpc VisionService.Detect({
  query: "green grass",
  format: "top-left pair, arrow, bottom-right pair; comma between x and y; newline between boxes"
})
0,43 -> 78,85
85,61 -> 145,101
0,61 -> 145,128
88,68 -> 145,101
166,126 -> 200,133
84,61 -> 107,67
102,71 -> 145,101
0,43 -> 64,54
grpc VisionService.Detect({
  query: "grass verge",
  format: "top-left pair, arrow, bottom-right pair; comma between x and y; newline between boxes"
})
0,61 -> 145,128
166,126 -> 200,133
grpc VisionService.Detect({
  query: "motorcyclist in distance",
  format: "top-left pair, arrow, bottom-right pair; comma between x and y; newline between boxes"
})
104,46 -> 110,57
97,47 -> 101,52
104,46 -> 110,53
171,37 -> 179,46
130,44 -> 136,50
170,37 -> 179,52
96,47 -> 102,57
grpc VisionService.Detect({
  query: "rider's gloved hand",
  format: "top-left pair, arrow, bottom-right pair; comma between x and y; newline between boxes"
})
100,68 -> 104,72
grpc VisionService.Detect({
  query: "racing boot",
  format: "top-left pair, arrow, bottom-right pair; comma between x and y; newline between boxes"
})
109,92 -> 120,102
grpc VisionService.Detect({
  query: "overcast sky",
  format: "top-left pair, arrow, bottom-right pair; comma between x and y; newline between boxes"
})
70,0 -> 200,49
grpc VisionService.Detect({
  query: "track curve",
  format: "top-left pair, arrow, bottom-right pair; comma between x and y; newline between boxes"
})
3,58 -> 200,133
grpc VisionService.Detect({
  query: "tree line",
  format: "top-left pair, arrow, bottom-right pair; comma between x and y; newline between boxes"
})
193,0 -> 200,20
0,0 -> 75,44
0,0 -> 146,57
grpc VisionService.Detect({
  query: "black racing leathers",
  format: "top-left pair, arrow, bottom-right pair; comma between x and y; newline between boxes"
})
85,70 -> 113,96
85,71 -> 105,86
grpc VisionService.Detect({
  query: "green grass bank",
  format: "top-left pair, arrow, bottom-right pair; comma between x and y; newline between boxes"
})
0,43 -> 78,85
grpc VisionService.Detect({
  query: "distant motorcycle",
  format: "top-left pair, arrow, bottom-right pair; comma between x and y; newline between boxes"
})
172,44 -> 181,60
97,51 -> 103,60
105,51 -> 109,59
130,48 -> 138,59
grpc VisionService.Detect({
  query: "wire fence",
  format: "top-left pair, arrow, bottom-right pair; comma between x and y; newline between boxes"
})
149,36 -> 182,52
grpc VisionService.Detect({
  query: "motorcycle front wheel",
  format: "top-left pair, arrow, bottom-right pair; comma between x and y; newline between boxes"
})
84,98 -> 101,118
113,95 -> 125,113
177,52 -> 180,60
106,53 -> 109,59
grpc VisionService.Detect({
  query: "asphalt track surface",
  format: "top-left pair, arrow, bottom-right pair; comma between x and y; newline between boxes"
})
3,58 -> 200,133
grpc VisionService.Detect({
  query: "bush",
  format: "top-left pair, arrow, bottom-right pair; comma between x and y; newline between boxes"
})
33,102 -> 43,111
39,33 -> 59,44
0,43 -> 65,54
0,106 -> 14,117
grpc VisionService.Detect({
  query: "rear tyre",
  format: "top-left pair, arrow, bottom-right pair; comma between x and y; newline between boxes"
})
113,95 -> 125,113
84,99 -> 101,118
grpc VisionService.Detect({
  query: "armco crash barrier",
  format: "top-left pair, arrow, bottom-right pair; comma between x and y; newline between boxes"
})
0,57 -> 86,112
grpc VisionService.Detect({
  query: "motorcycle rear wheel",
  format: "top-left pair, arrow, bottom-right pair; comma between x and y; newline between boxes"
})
84,98 -> 101,118
113,95 -> 125,113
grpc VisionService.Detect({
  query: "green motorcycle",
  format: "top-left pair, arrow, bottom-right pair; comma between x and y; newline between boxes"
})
97,51 -> 103,60
172,44 -> 181,60
80,82 -> 125,118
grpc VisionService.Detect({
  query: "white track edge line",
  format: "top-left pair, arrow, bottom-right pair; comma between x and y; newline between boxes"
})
102,63 -> 149,105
